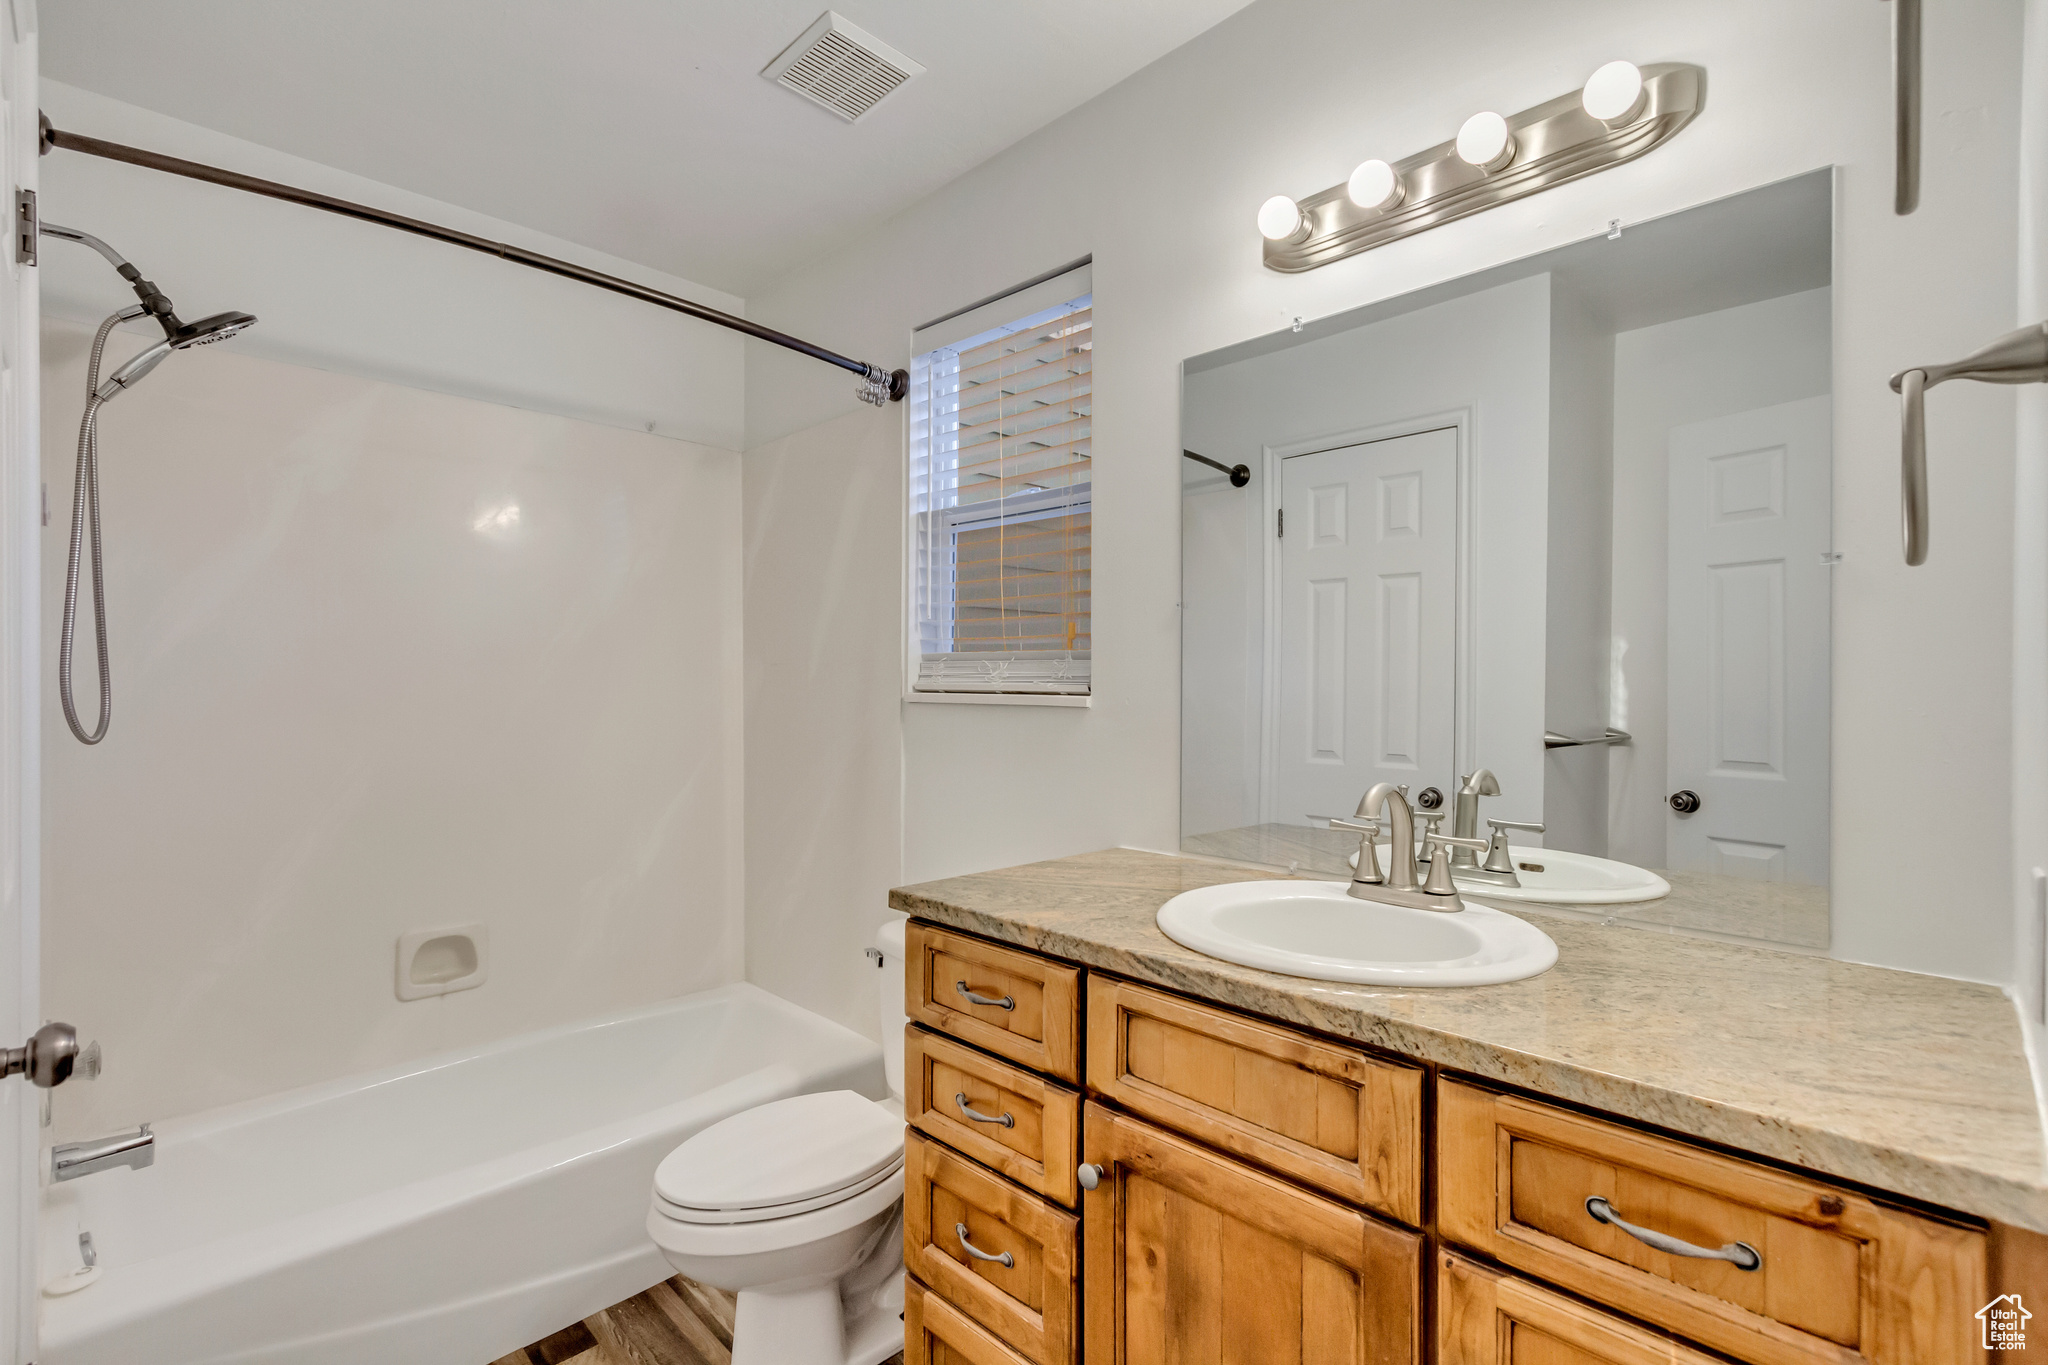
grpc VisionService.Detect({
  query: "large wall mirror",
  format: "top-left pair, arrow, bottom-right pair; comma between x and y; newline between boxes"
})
1180,171 -> 1833,949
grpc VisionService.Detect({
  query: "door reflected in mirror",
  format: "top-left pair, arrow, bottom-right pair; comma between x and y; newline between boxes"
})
1181,171 -> 1832,949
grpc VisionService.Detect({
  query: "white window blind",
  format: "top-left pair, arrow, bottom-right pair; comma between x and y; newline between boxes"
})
911,266 -> 1091,694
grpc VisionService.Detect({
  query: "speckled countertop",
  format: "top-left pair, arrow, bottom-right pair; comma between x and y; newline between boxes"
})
890,847 -> 2048,1232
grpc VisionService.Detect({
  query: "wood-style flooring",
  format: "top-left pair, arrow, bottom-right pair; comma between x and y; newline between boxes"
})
493,1274 -> 905,1365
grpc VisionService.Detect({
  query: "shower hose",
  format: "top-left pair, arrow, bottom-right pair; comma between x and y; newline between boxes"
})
58,310 -> 126,745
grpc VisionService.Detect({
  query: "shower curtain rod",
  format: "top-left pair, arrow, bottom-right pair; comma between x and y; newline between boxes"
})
38,116 -> 909,404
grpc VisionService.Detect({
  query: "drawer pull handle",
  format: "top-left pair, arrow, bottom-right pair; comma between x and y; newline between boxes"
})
955,1223 -> 1015,1268
954,1093 -> 1015,1127
955,981 -> 1015,1010
1585,1196 -> 1761,1271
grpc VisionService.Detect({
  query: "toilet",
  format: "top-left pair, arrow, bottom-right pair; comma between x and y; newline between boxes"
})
645,920 -> 909,1365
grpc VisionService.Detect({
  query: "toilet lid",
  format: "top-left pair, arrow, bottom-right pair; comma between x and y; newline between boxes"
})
654,1091 -> 902,1216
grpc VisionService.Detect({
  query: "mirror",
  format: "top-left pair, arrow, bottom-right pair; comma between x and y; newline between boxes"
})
1181,171 -> 1832,949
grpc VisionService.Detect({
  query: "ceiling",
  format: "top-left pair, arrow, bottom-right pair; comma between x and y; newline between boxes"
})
41,0 -> 1258,296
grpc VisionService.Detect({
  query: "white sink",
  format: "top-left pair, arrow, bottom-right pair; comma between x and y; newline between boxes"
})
1156,880 -> 1558,987
1348,844 -> 1669,905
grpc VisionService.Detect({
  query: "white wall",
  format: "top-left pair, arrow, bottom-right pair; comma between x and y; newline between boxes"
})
39,322 -> 745,1140
38,82 -> 746,449
2011,0 -> 2048,1105
739,0 -> 2023,1012
1180,275 -> 1553,837
1543,282 -> 1615,854
1606,289 -> 1833,871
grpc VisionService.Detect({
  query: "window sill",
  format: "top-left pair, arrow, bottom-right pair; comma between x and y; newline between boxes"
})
904,691 -> 1092,708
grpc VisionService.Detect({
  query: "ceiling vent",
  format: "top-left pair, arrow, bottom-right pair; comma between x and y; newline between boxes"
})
763,11 -> 925,123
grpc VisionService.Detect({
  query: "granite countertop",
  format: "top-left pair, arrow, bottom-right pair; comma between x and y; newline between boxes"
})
890,847 -> 2048,1232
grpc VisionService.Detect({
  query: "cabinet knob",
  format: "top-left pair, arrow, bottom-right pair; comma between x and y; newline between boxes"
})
1077,1163 -> 1104,1191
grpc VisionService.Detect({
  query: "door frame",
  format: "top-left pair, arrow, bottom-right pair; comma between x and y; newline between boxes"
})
1258,407 -> 1475,825
0,0 -> 36,1356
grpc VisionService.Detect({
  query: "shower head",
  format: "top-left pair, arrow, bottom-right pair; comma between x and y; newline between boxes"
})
40,220 -> 257,370
171,311 -> 257,349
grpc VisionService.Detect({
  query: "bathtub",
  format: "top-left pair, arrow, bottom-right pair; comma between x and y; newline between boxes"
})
38,983 -> 886,1365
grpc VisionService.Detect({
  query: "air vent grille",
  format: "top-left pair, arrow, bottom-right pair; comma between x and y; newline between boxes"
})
764,12 -> 925,123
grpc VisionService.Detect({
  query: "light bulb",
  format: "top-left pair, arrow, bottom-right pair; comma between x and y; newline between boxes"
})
1581,60 -> 1645,125
1455,111 -> 1515,172
1346,159 -> 1404,212
1257,195 -> 1306,241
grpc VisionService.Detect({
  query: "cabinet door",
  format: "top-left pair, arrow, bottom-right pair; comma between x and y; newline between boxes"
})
1438,1251 -> 1726,1365
1081,1101 -> 1421,1365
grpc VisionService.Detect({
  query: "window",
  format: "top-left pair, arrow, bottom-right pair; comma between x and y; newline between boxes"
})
910,265 -> 1092,696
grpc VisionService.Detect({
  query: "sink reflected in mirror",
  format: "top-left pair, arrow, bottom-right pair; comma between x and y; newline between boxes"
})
1335,842 -> 1669,904
1156,880 -> 1558,987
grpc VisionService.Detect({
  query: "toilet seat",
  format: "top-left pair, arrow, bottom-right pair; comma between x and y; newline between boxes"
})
654,1090 -> 902,1226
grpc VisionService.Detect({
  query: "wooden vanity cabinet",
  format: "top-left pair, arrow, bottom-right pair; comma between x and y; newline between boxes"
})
900,918 -> 2003,1365
1079,1101 -> 1422,1365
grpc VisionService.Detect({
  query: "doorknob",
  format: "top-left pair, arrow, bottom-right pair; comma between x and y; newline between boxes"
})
1668,790 -> 1702,814
1,1022 -> 78,1088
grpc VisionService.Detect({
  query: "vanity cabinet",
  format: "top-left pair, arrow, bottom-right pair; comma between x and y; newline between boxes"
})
1079,1101 -> 1422,1365
901,919 -> 2000,1365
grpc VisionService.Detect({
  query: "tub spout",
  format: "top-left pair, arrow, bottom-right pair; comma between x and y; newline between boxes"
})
52,1123 -> 152,1182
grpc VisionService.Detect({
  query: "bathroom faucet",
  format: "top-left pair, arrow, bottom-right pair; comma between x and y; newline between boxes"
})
1328,783 -> 1474,911
1451,771 -> 1500,869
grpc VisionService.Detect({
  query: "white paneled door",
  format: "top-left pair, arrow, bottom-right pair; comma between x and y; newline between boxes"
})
1666,395 -> 1831,886
0,3 -> 37,1358
1272,427 -> 1456,826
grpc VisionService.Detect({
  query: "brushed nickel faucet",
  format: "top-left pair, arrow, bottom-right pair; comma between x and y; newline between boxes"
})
1329,783 -> 1482,911
1451,770 -> 1500,868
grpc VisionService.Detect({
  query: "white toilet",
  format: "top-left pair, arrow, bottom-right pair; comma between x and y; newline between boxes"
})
646,920 -> 909,1365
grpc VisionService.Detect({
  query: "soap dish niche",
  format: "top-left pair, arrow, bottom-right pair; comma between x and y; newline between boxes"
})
396,925 -> 488,1001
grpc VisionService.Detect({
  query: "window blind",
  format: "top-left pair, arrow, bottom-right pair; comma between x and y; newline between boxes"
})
911,266 -> 1091,694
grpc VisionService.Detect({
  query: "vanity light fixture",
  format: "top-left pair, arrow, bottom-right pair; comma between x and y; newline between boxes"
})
1256,194 -> 1308,242
1261,62 -> 1703,273
1580,60 -> 1646,125
1454,112 -> 1515,172
1346,158 -> 1404,212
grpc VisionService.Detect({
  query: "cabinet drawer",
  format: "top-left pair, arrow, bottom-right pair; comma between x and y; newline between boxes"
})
1081,1101 -> 1421,1365
1438,1251 -> 1726,1365
1086,975 -> 1423,1224
905,1129 -> 1079,1365
907,1276 -> 1037,1365
907,922 -> 1081,1083
907,1025 -> 1082,1206
1437,1079 -> 1986,1365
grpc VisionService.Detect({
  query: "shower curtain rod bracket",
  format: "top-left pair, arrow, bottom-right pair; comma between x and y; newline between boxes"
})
38,114 -> 908,404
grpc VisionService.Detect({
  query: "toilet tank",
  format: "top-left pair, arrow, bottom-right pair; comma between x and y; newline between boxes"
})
874,918 -> 908,1101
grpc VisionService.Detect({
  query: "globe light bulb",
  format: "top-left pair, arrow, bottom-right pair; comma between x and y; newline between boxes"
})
1346,159 -> 1403,212
1581,61 -> 1645,125
1258,195 -> 1305,242
1455,111 -> 1514,172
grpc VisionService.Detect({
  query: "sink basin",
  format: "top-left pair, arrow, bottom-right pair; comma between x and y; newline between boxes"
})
1156,880 -> 1558,987
1347,844 -> 1669,905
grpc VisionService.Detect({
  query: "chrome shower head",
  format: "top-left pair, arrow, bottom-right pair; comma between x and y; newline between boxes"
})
170,311 -> 257,349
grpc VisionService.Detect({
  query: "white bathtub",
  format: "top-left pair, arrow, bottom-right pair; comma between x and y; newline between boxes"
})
38,983 -> 886,1365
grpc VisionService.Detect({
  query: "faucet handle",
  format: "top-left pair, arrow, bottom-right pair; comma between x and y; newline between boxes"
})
1424,833 -> 1489,854
1485,819 -> 1546,832
1482,819 -> 1543,874
1326,816 -> 1380,836
1421,833 -> 1489,899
